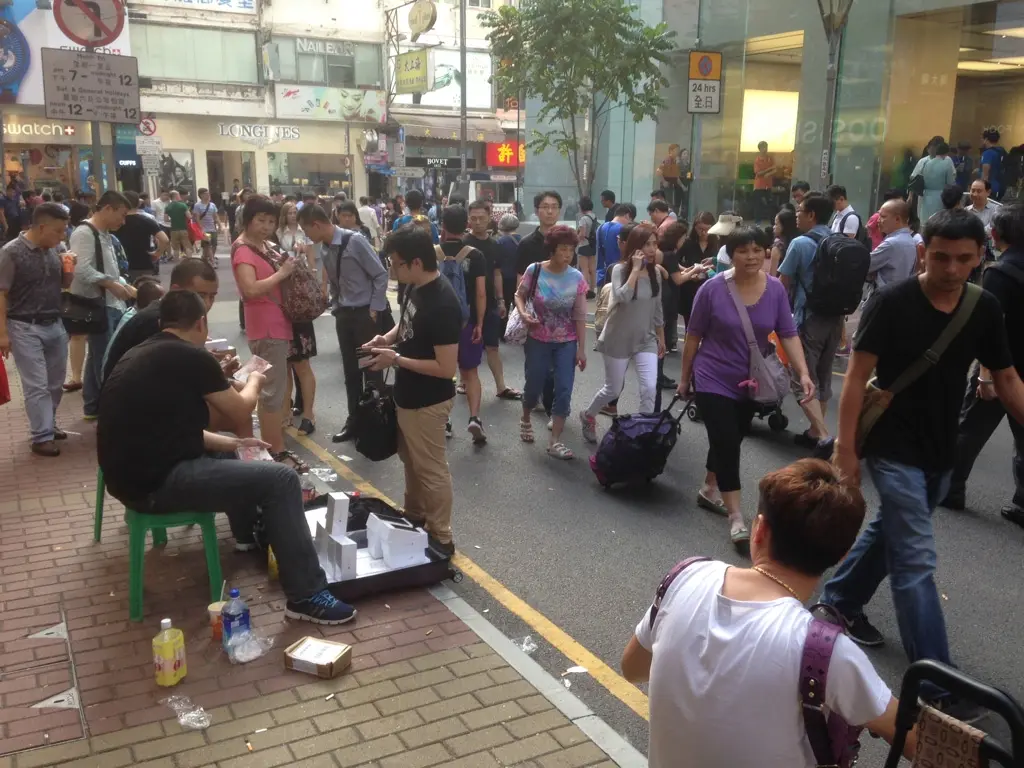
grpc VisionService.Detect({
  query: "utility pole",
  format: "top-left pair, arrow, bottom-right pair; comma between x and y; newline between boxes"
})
817,0 -> 855,188
88,44 -> 105,195
459,0 -> 467,184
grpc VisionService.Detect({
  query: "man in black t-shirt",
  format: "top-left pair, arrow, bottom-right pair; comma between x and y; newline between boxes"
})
825,210 -> 1024,717
440,205 -> 488,443
103,258 -> 221,380
113,191 -> 169,283
365,226 -> 462,555
99,291 -> 356,625
944,204 -> 1024,523
465,201 -> 521,406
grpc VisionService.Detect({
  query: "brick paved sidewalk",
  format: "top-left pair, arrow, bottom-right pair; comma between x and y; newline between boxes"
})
0,366 -> 633,767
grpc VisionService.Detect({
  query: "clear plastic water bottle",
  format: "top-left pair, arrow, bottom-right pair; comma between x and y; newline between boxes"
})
221,589 -> 250,651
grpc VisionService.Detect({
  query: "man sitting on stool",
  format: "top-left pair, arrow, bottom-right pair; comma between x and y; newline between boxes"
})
98,290 -> 355,625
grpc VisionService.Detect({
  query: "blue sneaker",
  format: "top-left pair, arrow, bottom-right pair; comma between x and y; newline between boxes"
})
285,590 -> 357,625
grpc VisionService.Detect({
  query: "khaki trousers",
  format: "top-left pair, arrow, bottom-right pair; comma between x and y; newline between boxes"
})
396,398 -> 454,544
170,230 -> 192,259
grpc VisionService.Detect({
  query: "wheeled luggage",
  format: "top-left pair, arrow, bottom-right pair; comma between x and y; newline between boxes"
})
589,396 -> 685,489
884,660 -> 1024,768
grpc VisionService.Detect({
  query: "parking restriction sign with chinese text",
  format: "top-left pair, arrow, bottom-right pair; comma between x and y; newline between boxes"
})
687,51 -> 722,115
41,48 -> 141,125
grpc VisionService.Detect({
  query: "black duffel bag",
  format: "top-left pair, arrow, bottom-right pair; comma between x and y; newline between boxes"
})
352,376 -> 398,462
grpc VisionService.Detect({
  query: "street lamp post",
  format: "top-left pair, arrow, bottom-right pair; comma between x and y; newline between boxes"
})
818,0 -> 855,188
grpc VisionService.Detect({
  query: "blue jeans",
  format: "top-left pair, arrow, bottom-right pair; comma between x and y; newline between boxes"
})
822,456 -> 952,667
523,337 -> 577,418
139,454 -> 328,602
83,306 -> 123,416
7,319 -> 68,443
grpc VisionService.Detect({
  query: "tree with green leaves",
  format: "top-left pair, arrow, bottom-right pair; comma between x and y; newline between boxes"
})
483,0 -> 674,199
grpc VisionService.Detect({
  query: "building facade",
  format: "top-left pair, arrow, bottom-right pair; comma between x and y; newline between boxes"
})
528,0 -> 1024,223
0,0 -> 513,206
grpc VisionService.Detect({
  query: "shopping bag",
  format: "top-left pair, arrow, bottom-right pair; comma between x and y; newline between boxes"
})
0,356 -> 11,406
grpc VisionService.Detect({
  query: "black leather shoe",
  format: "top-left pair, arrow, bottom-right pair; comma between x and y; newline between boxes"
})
332,424 -> 357,443
53,427 -> 68,441
1001,505 -> 1024,529
658,376 -> 677,390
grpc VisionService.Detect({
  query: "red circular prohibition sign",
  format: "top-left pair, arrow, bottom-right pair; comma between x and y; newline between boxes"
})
53,0 -> 125,49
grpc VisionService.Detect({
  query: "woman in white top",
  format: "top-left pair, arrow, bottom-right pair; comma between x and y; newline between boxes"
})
276,201 -> 319,435
622,459 -> 915,768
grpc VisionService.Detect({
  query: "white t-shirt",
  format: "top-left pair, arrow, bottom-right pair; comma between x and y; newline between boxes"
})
715,244 -> 730,267
635,560 -> 891,768
832,205 -> 860,237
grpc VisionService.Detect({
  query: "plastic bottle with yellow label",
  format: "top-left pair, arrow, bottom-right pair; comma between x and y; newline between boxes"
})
153,618 -> 187,687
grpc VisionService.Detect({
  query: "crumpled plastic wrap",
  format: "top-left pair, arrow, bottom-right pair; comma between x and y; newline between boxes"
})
514,636 -> 538,655
225,630 -> 275,664
160,695 -> 211,730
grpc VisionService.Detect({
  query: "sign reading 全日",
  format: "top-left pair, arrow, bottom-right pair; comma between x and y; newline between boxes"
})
687,50 -> 722,115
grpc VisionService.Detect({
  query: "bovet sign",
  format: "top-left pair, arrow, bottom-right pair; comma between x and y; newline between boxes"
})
217,123 -> 301,149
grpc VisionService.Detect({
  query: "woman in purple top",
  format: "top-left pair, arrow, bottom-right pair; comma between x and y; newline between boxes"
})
677,226 -> 814,552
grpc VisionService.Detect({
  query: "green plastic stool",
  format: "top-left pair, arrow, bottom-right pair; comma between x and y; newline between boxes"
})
95,468 -> 223,621
126,508 -> 223,622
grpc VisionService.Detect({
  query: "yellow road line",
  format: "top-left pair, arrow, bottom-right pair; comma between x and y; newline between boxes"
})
286,427 -> 651,721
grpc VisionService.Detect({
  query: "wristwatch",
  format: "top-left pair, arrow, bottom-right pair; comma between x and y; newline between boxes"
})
392,353 -> 402,368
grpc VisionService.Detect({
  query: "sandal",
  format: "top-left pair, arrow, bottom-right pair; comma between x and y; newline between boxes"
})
457,384 -> 466,395
520,420 -> 535,443
730,525 -> 751,556
697,490 -> 727,516
496,387 -> 522,400
297,418 -> 316,436
273,450 -> 309,473
547,442 -> 574,460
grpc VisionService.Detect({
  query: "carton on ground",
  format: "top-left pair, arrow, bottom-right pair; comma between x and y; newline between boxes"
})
284,637 -> 352,679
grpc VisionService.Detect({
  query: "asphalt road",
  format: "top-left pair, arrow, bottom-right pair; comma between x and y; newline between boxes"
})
201,255 -> 1024,762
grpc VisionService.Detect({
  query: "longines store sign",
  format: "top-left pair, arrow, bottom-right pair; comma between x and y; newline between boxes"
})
217,123 -> 301,148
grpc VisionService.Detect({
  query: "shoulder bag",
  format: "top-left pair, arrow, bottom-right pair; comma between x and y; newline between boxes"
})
724,270 -> 790,404
855,282 -> 982,454
60,222 -> 109,335
908,157 -> 931,197
503,262 -> 542,345
650,559 -> 862,768
241,240 -> 329,324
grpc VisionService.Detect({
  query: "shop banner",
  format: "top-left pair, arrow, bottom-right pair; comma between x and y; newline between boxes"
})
275,85 -> 386,124
393,48 -> 492,110
129,0 -> 255,13
486,140 -> 525,168
396,50 -> 433,95
0,0 -> 132,106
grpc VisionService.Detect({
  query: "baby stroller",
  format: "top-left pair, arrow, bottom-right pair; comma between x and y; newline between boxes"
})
884,660 -> 1024,767
682,330 -> 791,433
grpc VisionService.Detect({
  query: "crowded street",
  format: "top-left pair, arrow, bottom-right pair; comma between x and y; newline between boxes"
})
201,255 -> 1024,759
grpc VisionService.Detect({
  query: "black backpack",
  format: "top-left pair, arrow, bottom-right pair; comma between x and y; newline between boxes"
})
838,210 -> 872,250
579,213 -> 597,256
804,230 -> 871,317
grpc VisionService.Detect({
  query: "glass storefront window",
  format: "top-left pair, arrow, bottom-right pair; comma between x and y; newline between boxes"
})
274,38 -> 383,89
135,25 -> 260,84
679,0 -> 1024,224
268,152 -> 353,197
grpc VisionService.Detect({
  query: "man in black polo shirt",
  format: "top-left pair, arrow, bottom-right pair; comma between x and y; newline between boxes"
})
102,258 -> 220,380
99,291 -> 356,624
0,203 -> 74,456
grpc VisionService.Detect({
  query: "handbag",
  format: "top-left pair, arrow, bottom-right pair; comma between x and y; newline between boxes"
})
0,355 -> 10,406
238,240 -> 329,324
504,262 -> 542,345
907,157 -> 930,197
60,222 -> 109,336
855,282 -> 981,454
187,219 -> 204,244
724,271 -> 789,404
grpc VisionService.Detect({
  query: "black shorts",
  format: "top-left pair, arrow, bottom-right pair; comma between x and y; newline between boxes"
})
482,308 -> 502,348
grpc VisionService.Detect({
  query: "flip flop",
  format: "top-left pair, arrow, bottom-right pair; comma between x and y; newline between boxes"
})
496,388 -> 522,400
520,420 -> 535,443
456,384 -> 467,395
697,490 -> 727,516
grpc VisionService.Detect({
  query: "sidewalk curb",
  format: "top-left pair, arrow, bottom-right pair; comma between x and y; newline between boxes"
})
430,584 -> 648,768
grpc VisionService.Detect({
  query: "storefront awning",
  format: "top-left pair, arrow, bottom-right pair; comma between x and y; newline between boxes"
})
396,113 -> 505,143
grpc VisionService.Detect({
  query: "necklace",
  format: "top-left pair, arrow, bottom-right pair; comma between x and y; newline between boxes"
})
752,566 -> 802,602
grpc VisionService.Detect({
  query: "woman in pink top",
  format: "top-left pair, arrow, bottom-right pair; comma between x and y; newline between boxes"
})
231,195 -> 307,471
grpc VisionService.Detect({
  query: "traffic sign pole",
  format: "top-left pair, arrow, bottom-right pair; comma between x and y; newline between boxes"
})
89,46 -> 104,194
